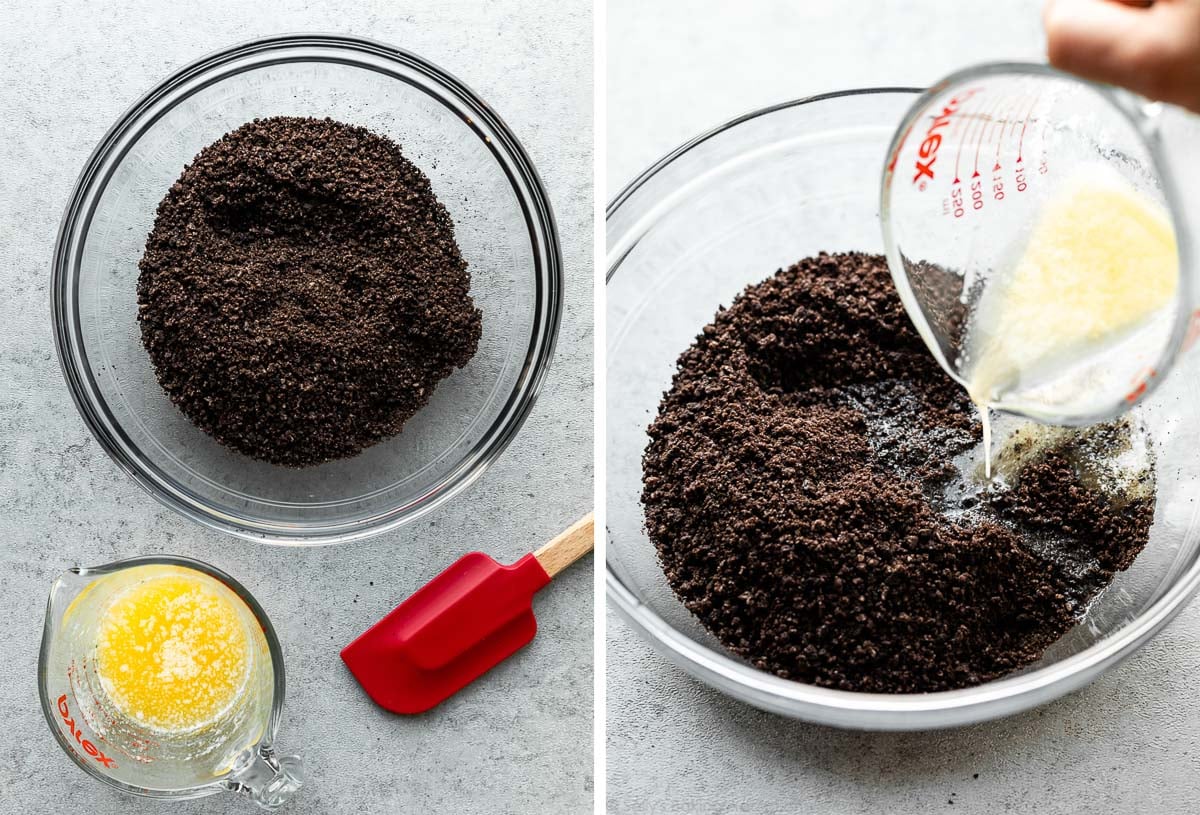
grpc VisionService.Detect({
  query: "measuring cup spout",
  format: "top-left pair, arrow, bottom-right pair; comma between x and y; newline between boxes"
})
44,560 -> 152,627
44,566 -> 100,623
223,743 -> 304,810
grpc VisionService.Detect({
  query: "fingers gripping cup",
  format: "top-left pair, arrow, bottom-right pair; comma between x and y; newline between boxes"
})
881,63 -> 1196,429
38,557 -> 301,809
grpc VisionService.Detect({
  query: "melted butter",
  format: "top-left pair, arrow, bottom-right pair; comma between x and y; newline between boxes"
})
95,567 -> 252,732
965,168 -> 1178,477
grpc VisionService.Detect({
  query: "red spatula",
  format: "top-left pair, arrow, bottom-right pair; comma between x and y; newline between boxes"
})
341,513 -> 594,713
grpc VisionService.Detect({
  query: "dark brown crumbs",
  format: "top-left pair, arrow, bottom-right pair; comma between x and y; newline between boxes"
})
641,251 -> 1154,693
137,116 -> 481,467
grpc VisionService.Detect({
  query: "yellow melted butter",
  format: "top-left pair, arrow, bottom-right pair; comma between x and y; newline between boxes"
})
95,568 -> 252,732
967,170 -> 1179,477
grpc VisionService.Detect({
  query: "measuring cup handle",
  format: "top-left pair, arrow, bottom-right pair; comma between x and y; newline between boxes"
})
223,743 -> 304,810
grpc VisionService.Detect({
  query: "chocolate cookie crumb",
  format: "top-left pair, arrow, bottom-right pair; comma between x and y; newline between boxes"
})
137,116 -> 481,467
642,252 -> 1153,693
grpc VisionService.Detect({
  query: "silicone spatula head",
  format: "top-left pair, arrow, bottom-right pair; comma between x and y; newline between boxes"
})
341,514 -> 593,714
340,552 -> 551,714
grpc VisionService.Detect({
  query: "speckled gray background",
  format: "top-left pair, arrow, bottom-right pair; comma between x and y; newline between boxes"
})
0,1 -> 592,813
607,2 -> 1200,813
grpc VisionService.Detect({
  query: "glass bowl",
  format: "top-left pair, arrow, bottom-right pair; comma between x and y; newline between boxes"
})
606,88 -> 1200,730
53,35 -> 561,544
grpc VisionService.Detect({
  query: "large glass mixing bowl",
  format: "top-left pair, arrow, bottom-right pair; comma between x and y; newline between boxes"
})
53,35 -> 561,544
606,88 -> 1200,730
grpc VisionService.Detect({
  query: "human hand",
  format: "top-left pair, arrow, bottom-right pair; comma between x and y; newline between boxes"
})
1045,0 -> 1200,112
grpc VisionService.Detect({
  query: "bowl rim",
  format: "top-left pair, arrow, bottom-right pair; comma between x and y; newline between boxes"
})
604,85 -> 1200,728
52,33 -> 562,545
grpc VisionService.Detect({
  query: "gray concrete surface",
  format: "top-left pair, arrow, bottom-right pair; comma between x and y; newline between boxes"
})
606,2 -> 1200,813
0,1 -> 592,813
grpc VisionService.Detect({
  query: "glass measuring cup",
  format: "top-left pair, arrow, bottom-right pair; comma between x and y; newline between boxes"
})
881,62 -> 1199,426
38,556 -> 302,809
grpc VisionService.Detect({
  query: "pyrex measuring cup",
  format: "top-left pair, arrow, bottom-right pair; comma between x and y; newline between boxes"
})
38,556 -> 302,809
881,62 -> 1200,425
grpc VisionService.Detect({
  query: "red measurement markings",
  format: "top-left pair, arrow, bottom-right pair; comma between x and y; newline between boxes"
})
971,93 -> 1006,180
937,87 -> 978,186
953,94 -> 987,186
988,95 -> 1025,201
944,91 -> 1044,218
923,89 -> 986,218
944,93 -> 984,218
1184,309 -> 1200,351
953,91 -> 998,182
965,94 -> 1007,213
1016,93 -> 1041,164
1125,367 -> 1158,403
993,94 -> 1024,170
1010,94 -> 1042,195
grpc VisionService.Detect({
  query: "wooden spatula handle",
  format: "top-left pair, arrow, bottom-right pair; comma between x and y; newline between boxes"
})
533,513 -> 594,579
